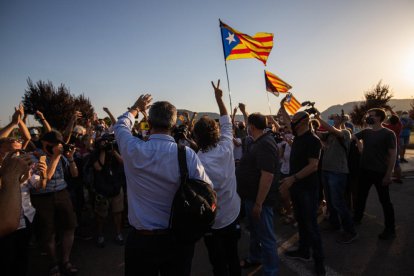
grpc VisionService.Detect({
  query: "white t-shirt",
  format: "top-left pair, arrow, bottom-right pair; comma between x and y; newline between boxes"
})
278,141 -> 291,175
197,115 -> 241,229
233,138 -> 243,161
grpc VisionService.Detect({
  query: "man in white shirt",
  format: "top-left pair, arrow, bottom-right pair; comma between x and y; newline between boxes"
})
114,94 -> 212,276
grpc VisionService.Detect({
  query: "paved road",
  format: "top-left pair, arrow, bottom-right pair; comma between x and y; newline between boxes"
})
28,151 -> 414,275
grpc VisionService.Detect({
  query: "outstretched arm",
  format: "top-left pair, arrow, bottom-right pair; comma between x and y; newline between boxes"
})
36,110 -> 52,133
115,94 -> 152,156
0,109 -> 20,138
239,103 -> 248,124
103,107 -> 117,126
315,114 -> 344,138
279,96 -> 292,132
16,105 -> 31,149
211,80 -> 227,116
63,111 -> 82,144
231,107 -> 237,127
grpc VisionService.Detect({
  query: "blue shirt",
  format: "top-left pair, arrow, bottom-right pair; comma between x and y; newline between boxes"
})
30,150 -> 68,194
400,117 -> 412,137
114,111 -> 212,230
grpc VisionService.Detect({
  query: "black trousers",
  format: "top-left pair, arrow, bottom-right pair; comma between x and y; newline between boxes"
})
290,183 -> 324,263
354,169 -> 395,230
125,229 -> 195,276
203,220 -> 241,276
0,223 -> 32,276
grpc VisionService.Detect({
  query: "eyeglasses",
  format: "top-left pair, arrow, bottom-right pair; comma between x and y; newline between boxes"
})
6,138 -> 23,144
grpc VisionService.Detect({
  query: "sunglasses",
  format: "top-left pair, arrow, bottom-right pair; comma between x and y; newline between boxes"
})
5,138 -> 23,144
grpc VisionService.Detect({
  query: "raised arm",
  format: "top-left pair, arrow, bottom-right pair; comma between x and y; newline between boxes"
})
63,111 -> 82,144
267,115 -> 280,132
315,113 -> 344,138
36,110 -> 52,133
0,109 -> 20,138
188,112 -> 197,133
239,103 -> 248,124
211,80 -> 227,116
103,107 -> 117,126
16,105 -> 31,149
279,96 -> 292,132
231,107 -> 238,127
114,94 -> 152,156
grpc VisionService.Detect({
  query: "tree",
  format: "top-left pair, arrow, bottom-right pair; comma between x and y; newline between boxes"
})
22,78 -> 94,131
350,81 -> 393,126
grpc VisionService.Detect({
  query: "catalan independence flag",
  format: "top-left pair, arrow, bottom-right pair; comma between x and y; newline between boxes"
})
220,21 -> 274,65
284,93 -> 301,115
265,70 -> 292,96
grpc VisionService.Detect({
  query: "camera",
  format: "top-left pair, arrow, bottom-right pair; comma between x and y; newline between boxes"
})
62,143 -> 75,152
100,134 -> 117,151
302,101 -> 319,115
174,125 -> 188,140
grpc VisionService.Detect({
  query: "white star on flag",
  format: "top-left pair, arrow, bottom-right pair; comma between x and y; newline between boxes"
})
226,32 -> 236,45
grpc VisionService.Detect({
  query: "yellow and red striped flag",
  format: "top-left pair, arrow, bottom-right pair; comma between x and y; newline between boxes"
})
284,93 -> 301,115
220,21 -> 274,65
264,70 -> 292,96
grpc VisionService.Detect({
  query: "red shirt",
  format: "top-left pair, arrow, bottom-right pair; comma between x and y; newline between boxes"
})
384,121 -> 402,147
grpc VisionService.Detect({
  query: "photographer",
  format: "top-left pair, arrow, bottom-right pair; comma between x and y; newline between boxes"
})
315,113 -> 358,244
279,98 -> 325,276
0,148 -> 47,276
91,133 -> 125,247
172,124 -> 198,151
30,130 -> 79,276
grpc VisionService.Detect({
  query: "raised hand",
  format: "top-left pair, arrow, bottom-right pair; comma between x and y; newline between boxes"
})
103,107 -> 110,113
11,109 -> 21,125
238,103 -> 246,113
211,80 -> 222,99
132,94 -> 153,113
211,80 -> 227,116
73,111 -> 82,121
35,110 -> 45,120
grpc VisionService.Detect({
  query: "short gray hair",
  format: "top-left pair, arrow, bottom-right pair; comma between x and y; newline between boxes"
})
148,101 -> 177,130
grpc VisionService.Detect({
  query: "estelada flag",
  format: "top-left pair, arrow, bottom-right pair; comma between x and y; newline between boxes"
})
265,70 -> 292,96
284,93 -> 301,115
220,20 -> 273,65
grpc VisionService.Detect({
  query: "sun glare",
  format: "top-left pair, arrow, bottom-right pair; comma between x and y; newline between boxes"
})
404,52 -> 414,87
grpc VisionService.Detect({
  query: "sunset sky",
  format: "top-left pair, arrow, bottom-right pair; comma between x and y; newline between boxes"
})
1,0 -> 413,126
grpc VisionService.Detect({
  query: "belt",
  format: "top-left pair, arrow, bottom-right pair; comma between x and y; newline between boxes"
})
133,228 -> 170,236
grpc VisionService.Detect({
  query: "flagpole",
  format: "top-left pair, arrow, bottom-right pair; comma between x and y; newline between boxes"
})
220,19 -> 233,112
224,61 -> 233,112
266,91 -> 272,115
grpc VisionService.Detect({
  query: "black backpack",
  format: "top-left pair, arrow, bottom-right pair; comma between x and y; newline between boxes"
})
169,145 -> 217,244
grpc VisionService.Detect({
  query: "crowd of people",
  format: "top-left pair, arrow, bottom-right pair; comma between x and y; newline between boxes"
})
0,82 -> 412,276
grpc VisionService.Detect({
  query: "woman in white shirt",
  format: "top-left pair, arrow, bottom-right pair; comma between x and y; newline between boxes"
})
193,80 -> 241,276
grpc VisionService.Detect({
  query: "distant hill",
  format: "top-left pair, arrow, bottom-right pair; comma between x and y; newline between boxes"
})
320,98 -> 413,119
177,109 -> 244,122
178,99 -> 413,123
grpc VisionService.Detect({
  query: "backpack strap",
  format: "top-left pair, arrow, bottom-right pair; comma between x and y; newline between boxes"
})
177,144 -> 189,182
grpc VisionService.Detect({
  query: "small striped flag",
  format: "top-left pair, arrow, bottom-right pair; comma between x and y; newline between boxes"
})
264,70 -> 292,96
220,20 -> 274,65
284,93 -> 301,115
